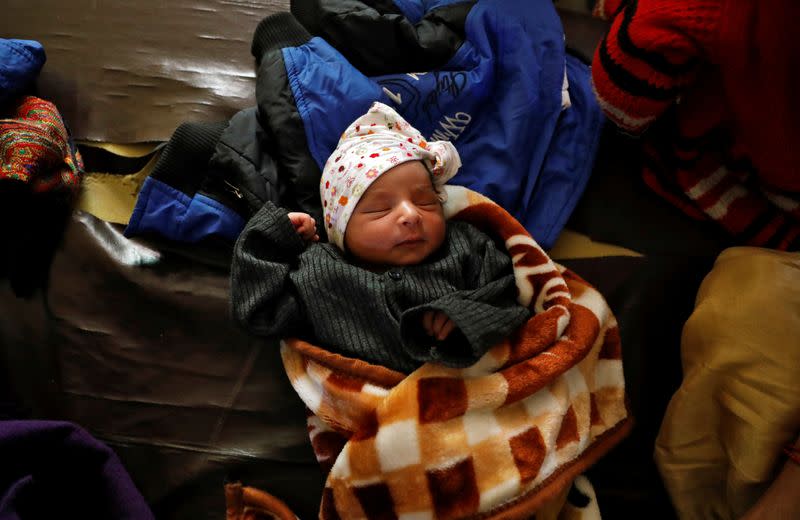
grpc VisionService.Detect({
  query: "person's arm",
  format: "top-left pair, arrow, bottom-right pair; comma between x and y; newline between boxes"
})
591,0 -> 709,134
230,201 -> 317,337
399,228 -> 530,367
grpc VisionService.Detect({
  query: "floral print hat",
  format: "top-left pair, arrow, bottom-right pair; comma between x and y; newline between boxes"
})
320,101 -> 462,250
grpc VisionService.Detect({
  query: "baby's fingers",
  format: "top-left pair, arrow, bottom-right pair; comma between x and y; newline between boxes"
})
437,318 -> 455,341
301,220 -> 318,239
422,311 -> 435,336
289,214 -> 317,240
431,311 -> 449,336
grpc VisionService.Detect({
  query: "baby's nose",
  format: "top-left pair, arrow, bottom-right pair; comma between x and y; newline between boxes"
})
398,201 -> 421,225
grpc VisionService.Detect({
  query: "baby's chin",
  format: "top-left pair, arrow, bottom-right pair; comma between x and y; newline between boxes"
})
387,241 -> 444,265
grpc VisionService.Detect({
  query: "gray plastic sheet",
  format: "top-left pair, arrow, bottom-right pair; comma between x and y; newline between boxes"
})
0,211 -> 324,518
2,0 -> 289,142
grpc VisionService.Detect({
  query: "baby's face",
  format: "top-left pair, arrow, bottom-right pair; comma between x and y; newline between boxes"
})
344,161 -> 445,266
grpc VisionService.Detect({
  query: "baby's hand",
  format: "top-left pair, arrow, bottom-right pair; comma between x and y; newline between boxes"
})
288,212 -> 319,242
422,310 -> 455,341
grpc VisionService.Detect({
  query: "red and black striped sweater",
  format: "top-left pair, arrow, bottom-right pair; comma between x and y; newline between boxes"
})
592,0 -> 800,250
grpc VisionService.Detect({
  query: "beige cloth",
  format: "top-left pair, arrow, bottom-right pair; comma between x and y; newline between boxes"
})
655,247 -> 800,519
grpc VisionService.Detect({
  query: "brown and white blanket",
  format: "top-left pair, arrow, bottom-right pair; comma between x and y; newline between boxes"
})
281,186 -> 631,520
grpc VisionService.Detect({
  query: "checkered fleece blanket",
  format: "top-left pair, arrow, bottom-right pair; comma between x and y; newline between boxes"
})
281,186 -> 631,520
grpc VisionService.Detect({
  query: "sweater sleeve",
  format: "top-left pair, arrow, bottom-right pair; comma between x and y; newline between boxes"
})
229,201 -> 308,337
591,0 -> 718,134
399,229 -> 530,368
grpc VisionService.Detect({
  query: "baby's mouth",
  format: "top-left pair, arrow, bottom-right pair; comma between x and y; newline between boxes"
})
396,236 -> 425,246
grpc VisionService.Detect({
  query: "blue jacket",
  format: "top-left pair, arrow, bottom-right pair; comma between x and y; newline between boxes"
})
127,0 -> 603,250
0,39 -> 45,109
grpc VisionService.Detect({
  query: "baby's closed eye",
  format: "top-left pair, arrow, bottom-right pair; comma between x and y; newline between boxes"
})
361,206 -> 392,214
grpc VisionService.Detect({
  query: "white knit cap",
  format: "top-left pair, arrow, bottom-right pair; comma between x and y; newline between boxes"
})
320,102 -> 462,250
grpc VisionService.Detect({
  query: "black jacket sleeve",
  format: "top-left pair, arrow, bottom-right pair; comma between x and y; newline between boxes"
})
250,13 -> 327,242
399,227 -> 530,367
230,201 -> 309,337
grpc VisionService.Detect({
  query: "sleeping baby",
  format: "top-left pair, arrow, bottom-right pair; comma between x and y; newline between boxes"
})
230,102 -> 530,373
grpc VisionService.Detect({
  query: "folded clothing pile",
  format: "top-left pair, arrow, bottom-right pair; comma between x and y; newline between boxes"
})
1,95 -> 83,297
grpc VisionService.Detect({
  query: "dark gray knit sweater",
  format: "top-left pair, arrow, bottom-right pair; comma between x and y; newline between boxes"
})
230,202 -> 530,373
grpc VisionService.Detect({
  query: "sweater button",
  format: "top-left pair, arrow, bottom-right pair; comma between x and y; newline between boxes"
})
388,270 -> 403,281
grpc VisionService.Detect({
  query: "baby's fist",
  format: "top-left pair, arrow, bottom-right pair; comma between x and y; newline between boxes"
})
288,212 -> 319,242
422,310 -> 455,341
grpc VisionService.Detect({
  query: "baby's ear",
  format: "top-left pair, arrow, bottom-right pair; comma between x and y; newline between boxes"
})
435,184 -> 449,206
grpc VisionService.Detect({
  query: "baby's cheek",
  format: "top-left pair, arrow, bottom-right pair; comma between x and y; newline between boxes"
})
428,218 -> 447,245
368,225 -> 396,248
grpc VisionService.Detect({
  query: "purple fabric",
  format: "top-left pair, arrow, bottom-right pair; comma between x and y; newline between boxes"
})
0,420 -> 154,520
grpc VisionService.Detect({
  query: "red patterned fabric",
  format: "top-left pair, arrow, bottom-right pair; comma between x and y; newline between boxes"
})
1,96 -> 83,193
281,186 -> 631,520
592,0 -> 800,250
